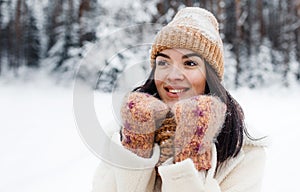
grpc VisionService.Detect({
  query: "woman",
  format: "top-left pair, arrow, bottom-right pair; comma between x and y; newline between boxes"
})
92,7 -> 266,192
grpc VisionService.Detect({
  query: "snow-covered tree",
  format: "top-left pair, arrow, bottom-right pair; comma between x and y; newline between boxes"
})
78,0 -> 159,91
1,0 -> 300,89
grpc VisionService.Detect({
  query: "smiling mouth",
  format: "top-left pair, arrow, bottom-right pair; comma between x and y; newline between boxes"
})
165,87 -> 189,94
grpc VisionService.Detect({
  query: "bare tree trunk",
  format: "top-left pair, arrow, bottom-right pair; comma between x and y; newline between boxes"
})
14,0 -> 23,72
184,0 -> 193,6
295,0 -> 300,81
281,0 -> 292,87
0,0 -> 2,75
208,0 -> 213,12
245,0 -> 252,56
217,0 -> 225,36
200,0 -> 207,10
257,0 -> 265,42
234,0 -> 242,88
47,0 -> 63,51
78,0 -> 90,46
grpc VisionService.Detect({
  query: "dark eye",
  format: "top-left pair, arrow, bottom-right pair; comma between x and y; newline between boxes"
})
184,60 -> 198,67
156,60 -> 168,66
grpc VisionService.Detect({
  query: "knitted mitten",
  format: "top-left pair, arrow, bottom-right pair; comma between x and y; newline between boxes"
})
172,95 -> 226,170
121,92 -> 169,158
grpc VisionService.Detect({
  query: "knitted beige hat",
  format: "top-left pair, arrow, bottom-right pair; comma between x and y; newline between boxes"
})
150,7 -> 224,80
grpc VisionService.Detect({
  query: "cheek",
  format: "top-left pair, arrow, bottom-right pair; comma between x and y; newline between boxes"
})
154,73 -> 162,89
196,79 -> 206,94
154,70 -> 165,82
188,74 -> 206,94
154,70 -> 166,87
154,79 -> 160,88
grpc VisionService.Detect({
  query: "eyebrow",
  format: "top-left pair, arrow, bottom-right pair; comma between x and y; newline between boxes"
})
155,53 -> 170,59
155,52 -> 202,59
182,53 -> 202,59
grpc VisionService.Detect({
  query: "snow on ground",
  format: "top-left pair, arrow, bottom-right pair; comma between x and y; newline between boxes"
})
0,79 -> 299,192
0,80 -> 99,192
232,85 -> 300,192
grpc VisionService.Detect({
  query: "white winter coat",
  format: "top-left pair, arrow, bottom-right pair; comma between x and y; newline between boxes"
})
91,122 -> 266,192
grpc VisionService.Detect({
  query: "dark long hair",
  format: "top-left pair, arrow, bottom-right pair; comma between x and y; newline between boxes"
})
133,63 -> 247,167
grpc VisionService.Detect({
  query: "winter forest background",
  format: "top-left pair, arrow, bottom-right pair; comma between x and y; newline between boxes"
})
1,0 -> 300,192
1,0 -> 300,89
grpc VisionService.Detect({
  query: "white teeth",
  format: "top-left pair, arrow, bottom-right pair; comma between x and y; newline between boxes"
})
169,89 -> 184,93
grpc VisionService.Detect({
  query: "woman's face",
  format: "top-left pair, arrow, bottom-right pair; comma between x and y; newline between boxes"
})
154,48 -> 206,107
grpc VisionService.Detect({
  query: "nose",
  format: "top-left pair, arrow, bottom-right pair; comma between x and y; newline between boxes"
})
167,66 -> 184,81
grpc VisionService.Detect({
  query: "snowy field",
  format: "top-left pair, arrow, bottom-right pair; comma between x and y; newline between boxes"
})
1,79 -> 300,192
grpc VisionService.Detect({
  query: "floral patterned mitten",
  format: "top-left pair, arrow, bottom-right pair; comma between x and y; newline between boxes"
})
172,95 -> 226,170
121,92 -> 169,158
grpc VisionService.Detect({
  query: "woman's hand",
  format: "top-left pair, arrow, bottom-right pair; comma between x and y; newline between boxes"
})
120,92 -> 169,158
172,95 -> 226,170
